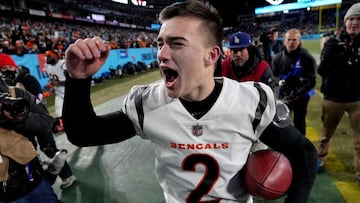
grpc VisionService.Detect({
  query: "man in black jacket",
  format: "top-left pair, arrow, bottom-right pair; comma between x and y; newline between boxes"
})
0,79 -> 61,202
0,53 -> 76,189
272,28 -> 317,136
259,27 -> 284,65
317,2 -> 360,177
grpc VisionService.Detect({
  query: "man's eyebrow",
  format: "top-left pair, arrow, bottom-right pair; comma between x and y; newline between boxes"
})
157,36 -> 187,42
169,36 -> 186,41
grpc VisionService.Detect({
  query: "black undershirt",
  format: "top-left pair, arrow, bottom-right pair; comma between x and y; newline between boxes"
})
179,81 -> 222,119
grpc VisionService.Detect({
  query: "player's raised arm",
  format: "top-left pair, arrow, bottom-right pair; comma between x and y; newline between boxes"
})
63,36 -> 136,147
65,36 -> 110,79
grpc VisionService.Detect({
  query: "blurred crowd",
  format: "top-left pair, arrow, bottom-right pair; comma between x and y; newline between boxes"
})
0,17 -> 158,56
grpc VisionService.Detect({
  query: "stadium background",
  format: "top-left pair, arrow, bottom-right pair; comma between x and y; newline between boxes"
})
1,0 -> 360,202
1,0 -> 358,88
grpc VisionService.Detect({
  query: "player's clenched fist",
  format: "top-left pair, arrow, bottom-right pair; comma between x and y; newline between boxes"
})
65,37 -> 111,79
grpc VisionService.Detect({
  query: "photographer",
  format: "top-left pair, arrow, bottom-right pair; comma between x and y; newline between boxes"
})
0,53 -> 76,189
317,3 -> 360,177
0,80 -> 61,202
258,27 -> 284,65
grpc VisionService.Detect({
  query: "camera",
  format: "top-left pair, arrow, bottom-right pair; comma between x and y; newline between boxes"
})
259,32 -> 271,44
337,42 -> 348,53
0,92 -> 30,117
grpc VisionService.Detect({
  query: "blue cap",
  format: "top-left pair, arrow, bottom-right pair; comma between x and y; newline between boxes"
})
228,32 -> 252,49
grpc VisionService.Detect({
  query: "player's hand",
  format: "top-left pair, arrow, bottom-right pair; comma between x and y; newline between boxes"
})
65,37 -> 111,79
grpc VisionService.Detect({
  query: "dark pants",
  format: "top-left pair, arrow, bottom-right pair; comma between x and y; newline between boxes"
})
37,132 -> 73,182
0,178 -> 60,203
287,95 -> 310,135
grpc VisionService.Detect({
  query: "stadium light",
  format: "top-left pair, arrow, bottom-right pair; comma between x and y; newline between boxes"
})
255,0 -> 342,15
112,0 -> 128,4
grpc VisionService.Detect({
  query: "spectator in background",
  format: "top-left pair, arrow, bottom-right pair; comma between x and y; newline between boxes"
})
317,3 -> 360,176
0,38 -> 13,54
222,31 -> 275,88
272,28 -> 317,136
45,50 -> 66,133
13,40 -> 29,56
28,43 -> 40,54
259,27 -> 284,65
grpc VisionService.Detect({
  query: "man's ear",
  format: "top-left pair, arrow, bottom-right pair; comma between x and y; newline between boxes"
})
205,45 -> 221,67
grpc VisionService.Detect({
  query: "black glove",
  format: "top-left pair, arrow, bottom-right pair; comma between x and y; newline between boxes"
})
278,77 -> 303,103
284,76 -> 302,88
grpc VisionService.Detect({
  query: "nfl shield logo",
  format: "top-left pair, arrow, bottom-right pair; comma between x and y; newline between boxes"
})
192,124 -> 203,137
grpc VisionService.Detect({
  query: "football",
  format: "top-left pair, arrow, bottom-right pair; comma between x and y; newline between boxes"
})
243,150 -> 293,200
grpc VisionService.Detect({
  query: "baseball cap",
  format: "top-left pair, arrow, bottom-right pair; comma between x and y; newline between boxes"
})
344,3 -> 360,22
0,53 -> 17,68
228,32 -> 252,49
45,50 -> 59,59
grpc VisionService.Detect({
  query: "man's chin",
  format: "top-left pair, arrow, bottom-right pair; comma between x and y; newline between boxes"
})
165,88 -> 179,98
234,62 -> 244,66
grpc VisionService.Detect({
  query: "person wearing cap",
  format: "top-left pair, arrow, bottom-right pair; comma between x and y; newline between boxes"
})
0,53 -> 19,86
272,28 -> 316,137
0,53 -> 43,100
222,31 -> 275,88
45,50 -> 67,133
258,27 -> 284,65
0,53 -> 76,189
0,57 -> 61,202
317,2 -> 360,177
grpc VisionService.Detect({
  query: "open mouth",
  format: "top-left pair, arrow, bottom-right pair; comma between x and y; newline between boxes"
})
163,69 -> 178,82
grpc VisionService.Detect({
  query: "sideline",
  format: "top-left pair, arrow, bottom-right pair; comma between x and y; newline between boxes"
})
307,127 -> 359,203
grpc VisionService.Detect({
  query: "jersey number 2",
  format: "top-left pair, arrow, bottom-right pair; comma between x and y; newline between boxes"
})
182,153 -> 221,203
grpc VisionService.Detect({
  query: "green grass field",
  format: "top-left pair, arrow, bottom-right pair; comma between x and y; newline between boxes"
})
46,39 -> 360,202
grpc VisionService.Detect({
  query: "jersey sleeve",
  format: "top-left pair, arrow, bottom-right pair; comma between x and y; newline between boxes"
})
122,85 -> 148,138
252,82 -> 277,140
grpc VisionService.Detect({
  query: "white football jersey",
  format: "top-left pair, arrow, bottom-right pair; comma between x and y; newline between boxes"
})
45,59 -> 66,97
122,77 -> 276,203
45,59 -> 67,83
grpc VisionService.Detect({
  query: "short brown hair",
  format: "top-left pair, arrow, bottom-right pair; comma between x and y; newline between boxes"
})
159,0 -> 223,47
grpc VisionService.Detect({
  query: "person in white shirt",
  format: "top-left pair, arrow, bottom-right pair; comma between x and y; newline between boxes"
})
45,50 -> 66,133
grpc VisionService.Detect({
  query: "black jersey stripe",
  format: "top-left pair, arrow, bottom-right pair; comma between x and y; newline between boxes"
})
253,82 -> 267,133
134,86 -> 148,131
